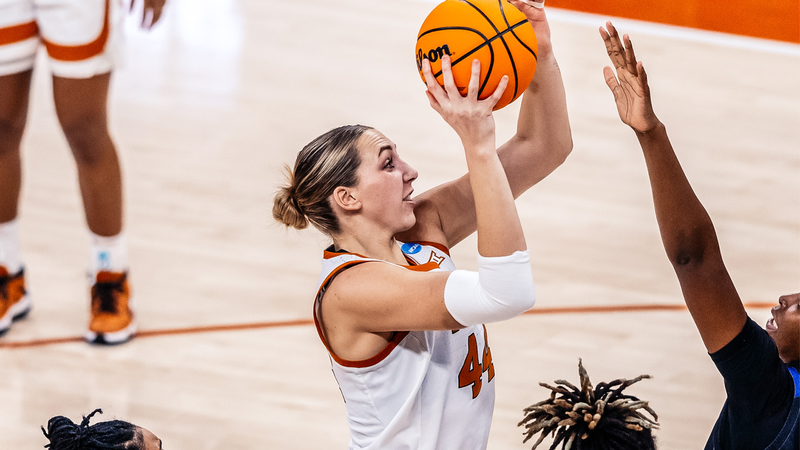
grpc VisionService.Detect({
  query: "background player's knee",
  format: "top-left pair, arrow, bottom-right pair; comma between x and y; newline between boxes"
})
0,116 -> 26,158
59,115 -> 116,167
0,71 -> 33,157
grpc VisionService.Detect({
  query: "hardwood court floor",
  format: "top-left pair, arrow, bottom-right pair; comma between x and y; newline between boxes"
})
1,0 -> 798,448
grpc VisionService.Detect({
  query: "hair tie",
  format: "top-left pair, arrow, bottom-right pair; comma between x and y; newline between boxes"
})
290,191 -> 305,216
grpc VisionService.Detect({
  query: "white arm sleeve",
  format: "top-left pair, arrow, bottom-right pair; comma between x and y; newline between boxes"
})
443,250 -> 536,326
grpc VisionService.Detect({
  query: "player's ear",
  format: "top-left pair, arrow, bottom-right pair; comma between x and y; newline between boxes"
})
332,186 -> 361,212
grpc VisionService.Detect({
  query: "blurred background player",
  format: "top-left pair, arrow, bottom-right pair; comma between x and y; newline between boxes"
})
600,21 -> 799,450
42,408 -> 163,450
0,0 -> 165,344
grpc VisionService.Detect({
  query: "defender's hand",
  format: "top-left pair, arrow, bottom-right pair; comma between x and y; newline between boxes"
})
600,22 -> 659,134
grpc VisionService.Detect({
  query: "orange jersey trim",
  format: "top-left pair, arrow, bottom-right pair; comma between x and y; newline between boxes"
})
404,261 -> 441,271
41,0 -> 110,62
414,240 -> 450,256
314,244 -> 447,368
312,260 -> 411,368
0,21 -> 39,46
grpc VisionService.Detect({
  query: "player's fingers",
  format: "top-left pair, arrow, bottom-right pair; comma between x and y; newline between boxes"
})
600,26 -> 622,69
441,55 -> 460,97
425,90 -> 443,113
604,22 -> 626,69
602,65 -> 620,94
422,58 -> 445,100
150,1 -> 165,27
638,61 -> 650,95
485,75 -> 508,107
466,59 -> 481,100
623,34 -> 637,74
599,25 -> 610,41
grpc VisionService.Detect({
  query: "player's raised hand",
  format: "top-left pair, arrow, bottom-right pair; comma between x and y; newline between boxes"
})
422,55 -> 507,150
506,0 -> 551,55
130,0 -> 166,30
600,22 -> 659,134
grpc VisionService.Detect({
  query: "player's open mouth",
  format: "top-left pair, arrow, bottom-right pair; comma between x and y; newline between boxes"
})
403,190 -> 414,202
766,317 -> 778,331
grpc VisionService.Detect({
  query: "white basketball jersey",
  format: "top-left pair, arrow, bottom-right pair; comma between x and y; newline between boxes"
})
313,242 -> 496,450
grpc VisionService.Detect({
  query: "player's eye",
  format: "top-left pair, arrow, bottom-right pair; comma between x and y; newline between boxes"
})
384,157 -> 394,169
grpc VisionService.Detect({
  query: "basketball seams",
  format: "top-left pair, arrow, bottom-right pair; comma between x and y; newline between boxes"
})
418,26 -> 495,82
459,0 -> 501,97
456,0 -> 526,100
418,21 -> 529,80
416,0 -> 538,109
496,1 -> 538,60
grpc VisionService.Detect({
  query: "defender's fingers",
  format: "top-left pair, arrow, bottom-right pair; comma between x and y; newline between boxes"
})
466,59 -> 481,100
599,26 -> 610,41
638,62 -> 650,95
603,65 -> 620,93
486,75 -> 508,107
602,22 -> 626,69
441,55 -> 460,96
623,34 -> 637,74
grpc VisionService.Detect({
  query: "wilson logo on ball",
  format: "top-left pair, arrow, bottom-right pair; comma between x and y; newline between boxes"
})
416,44 -> 454,71
415,0 -> 538,110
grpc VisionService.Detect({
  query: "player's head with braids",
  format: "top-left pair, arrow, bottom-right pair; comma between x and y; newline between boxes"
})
273,124 -> 372,236
42,409 -> 162,450
519,359 -> 659,450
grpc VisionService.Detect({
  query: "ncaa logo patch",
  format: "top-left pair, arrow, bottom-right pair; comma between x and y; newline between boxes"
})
401,243 -> 422,255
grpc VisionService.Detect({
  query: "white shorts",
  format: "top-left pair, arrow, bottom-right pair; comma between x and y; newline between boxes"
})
0,0 -> 124,78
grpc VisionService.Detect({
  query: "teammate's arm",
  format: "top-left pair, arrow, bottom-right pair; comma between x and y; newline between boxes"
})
601,22 -> 746,353
400,1 -> 572,247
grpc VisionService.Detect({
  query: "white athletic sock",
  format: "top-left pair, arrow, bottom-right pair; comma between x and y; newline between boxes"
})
0,219 -> 22,274
89,232 -> 128,278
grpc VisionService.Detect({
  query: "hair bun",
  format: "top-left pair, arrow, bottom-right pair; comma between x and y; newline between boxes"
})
273,182 -> 309,230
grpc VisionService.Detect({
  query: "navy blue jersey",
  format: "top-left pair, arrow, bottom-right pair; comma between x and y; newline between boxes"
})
705,317 -> 800,450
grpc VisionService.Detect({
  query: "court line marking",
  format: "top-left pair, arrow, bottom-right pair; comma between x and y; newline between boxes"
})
0,302 -> 774,350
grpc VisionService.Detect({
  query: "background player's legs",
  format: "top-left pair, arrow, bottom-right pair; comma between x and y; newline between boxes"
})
0,70 -> 33,335
0,70 -> 32,225
52,73 -> 122,237
53,72 -> 134,344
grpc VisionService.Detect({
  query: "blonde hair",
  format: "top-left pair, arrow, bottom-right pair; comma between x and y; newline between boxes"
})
273,125 -> 372,235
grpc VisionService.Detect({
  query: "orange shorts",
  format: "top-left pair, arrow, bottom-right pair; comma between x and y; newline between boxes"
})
0,0 -> 124,78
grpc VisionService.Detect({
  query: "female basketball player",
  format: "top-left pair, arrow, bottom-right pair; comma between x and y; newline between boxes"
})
272,2 -> 570,448
42,409 -> 162,450
600,22 -> 799,450
0,0 -> 165,344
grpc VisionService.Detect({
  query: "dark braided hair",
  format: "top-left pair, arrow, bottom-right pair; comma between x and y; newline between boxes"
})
42,409 -> 142,450
519,359 -> 659,450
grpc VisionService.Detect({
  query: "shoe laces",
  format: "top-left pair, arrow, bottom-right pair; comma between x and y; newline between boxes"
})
94,280 -> 125,314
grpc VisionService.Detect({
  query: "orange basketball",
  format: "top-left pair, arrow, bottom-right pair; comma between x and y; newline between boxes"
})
415,0 -> 538,111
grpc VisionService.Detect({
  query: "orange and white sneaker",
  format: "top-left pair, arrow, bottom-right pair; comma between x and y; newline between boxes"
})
0,266 -> 31,336
86,271 -> 136,345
